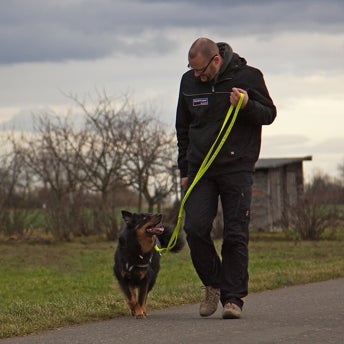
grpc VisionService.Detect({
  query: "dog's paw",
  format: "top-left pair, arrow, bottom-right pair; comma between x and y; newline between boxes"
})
133,305 -> 147,319
135,313 -> 147,319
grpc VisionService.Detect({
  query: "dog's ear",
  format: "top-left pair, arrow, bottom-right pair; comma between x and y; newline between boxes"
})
121,210 -> 132,224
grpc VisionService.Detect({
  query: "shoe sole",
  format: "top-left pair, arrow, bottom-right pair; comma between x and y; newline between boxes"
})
222,312 -> 241,319
200,310 -> 217,317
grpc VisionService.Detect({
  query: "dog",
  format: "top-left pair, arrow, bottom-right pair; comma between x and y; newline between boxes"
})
113,210 -> 185,318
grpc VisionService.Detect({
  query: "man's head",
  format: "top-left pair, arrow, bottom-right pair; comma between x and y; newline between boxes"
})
188,37 -> 222,82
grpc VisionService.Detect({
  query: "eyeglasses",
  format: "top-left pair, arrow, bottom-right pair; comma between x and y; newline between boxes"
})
188,54 -> 217,74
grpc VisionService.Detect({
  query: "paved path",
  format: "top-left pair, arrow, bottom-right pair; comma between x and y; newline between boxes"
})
2,279 -> 343,344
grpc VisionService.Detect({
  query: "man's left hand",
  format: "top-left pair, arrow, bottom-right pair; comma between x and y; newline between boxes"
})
230,87 -> 248,109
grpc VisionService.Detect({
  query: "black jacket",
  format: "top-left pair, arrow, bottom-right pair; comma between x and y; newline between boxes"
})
175,42 -> 277,178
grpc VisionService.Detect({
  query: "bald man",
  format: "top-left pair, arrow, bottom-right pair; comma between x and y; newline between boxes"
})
176,37 -> 276,319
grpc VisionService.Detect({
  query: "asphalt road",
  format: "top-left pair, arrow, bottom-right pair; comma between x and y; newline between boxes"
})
2,278 -> 343,344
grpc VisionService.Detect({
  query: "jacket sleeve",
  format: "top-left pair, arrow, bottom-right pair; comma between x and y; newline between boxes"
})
240,70 -> 277,125
175,82 -> 190,178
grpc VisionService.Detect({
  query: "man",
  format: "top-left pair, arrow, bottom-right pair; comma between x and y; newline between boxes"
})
175,37 -> 276,319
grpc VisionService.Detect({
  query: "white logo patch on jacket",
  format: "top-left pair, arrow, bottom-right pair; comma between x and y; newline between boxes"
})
193,98 -> 208,106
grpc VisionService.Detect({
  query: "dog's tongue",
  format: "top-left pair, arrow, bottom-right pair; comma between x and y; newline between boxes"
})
146,226 -> 164,235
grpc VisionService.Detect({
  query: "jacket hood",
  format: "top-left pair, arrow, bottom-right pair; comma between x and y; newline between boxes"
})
217,42 -> 233,69
217,42 -> 247,76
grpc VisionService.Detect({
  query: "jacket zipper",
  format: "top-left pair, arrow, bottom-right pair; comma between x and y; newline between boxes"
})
183,77 -> 233,97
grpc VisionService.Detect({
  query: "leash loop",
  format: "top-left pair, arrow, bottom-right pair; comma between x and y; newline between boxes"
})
156,93 -> 244,253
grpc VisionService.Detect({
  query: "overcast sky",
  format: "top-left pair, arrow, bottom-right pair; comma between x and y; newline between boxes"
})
1,0 -> 343,179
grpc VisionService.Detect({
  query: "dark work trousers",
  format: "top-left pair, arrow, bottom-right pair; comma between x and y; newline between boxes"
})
183,172 -> 253,309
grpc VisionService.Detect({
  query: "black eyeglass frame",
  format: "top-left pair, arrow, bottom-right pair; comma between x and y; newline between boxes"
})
187,54 -> 217,74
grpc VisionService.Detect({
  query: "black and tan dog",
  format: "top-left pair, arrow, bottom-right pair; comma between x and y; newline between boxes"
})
113,210 -> 184,318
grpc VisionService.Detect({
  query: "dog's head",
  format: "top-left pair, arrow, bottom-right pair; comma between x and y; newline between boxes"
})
120,210 -> 164,254
121,210 -> 164,235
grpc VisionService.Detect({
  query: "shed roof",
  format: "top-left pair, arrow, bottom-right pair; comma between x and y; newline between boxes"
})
255,156 -> 312,170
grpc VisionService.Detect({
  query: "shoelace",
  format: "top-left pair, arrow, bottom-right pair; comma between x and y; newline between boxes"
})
203,287 -> 220,302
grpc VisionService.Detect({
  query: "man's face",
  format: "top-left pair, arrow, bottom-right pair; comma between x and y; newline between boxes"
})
188,54 -> 218,82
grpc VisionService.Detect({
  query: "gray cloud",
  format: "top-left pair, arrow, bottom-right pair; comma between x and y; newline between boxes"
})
260,134 -> 344,177
311,138 -> 344,154
261,134 -> 344,158
1,0 -> 343,64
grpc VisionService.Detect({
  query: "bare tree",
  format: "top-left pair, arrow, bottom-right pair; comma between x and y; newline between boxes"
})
0,133 -> 36,237
69,94 -> 132,239
122,110 -> 176,212
338,158 -> 344,183
0,136 -> 19,210
21,113 -> 84,240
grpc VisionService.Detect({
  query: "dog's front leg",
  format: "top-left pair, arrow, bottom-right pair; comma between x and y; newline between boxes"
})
126,286 -> 138,316
135,282 -> 149,318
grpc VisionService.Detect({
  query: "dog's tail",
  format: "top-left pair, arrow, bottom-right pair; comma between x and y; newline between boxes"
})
157,224 -> 185,253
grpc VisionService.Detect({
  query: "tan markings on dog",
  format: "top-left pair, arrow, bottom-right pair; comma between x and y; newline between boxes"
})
136,225 -> 156,254
137,270 -> 148,280
142,294 -> 148,315
127,286 -> 137,315
127,286 -> 147,318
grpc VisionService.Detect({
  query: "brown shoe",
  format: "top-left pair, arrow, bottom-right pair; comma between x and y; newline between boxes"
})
222,302 -> 242,319
199,286 -> 220,317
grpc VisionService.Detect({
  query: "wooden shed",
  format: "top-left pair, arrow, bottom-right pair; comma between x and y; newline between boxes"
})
250,156 -> 312,231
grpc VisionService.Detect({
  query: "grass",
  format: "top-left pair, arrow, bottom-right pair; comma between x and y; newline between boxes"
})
1,232 -> 344,339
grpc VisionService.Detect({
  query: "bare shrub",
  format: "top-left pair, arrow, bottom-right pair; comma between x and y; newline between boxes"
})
0,209 -> 34,239
285,196 -> 339,240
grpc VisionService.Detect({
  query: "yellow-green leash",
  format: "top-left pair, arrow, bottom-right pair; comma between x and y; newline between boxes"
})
155,93 -> 244,253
